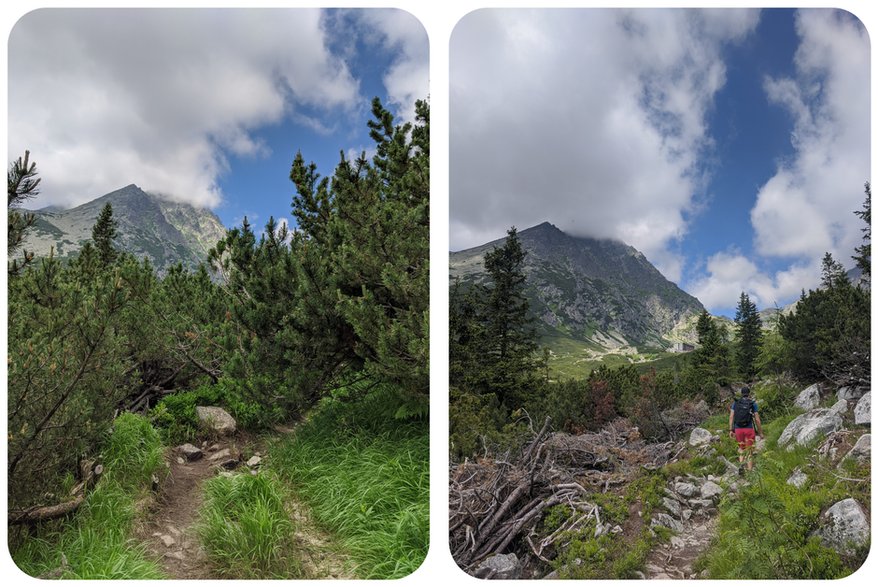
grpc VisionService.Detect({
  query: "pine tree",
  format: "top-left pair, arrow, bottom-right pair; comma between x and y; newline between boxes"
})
852,182 -> 870,281
734,291 -> 763,381
695,309 -> 713,345
820,252 -> 849,289
8,150 -> 40,275
92,202 -> 119,266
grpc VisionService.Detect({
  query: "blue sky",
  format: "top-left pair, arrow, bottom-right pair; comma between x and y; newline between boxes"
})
7,8 -> 428,239
450,8 -> 870,316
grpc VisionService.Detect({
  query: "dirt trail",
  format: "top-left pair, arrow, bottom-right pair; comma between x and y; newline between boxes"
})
645,516 -> 717,579
135,434 -> 355,579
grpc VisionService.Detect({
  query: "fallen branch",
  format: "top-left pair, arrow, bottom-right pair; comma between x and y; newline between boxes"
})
8,495 -> 85,525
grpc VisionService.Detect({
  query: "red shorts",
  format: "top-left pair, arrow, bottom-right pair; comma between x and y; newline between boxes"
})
735,428 -> 756,450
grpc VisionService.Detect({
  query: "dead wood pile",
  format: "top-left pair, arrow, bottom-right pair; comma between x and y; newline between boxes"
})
449,417 -> 679,572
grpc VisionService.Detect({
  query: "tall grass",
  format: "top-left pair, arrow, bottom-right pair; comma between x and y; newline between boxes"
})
10,413 -> 166,579
197,473 -> 301,578
269,385 -> 429,579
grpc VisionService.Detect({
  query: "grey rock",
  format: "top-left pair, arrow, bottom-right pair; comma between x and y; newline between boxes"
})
689,427 -> 712,447
841,434 -> 870,464
208,448 -> 232,461
218,458 -> 239,470
838,386 -> 866,402
246,455 -> 262,468
813,498 -> 870,555
795,384 -> 822,410
175,456 -> 185,465
787,468 -> 808,488
689,499 -> 713,509
778,408 -> 843,449
474,553 -> 522,580
670,536 -> 686,549
854,392 -> 871,426
195,406 -> 236,435
650,513 -> 683,533
662,497 -> 682,518
164,551 -> 185,561
681,509 -> 693,521
828,399 -> 848,416
159,534 -> 176,547
673,482 -> 698,498
700,480 -> 723,500
178,443 -> 203,462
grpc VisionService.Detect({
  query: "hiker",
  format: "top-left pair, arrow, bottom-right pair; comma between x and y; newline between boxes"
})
729,386 -> 763,473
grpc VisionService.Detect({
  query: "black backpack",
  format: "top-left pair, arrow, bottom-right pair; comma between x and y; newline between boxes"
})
733,397 -> 755,428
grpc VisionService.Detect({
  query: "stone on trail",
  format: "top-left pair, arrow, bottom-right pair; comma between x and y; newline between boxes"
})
854,392 -> 870,426
650,513 -> 683,533
662,497 -> 682,518
794,384 -> 821,410
195,406 -> 236,435
178,443 -> 203,462
837,386 -> 866,402
813,498 -> 870,555
474,553 -> 522,580
208,448 -> 232,461
689,427 -> 712,447
246,455 -> 262,468
159,534 -> 176,547
777,408 -> 843,449
700,481 -> 723,500
673,481 -> 698,498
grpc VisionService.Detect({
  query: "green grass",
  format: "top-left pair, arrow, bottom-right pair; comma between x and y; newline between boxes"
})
197,472 -> 302,578
268,388 -> 429,579
694,414 -> 869,579
10,413 -> 166,579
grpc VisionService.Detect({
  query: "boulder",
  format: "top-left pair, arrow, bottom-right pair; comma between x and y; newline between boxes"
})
700,481 -> 723,500
650,513 -> 683,533
689,427 -> 712,447
837,386 -> 866,402
177,443 -> 203,462
688,499 -> 713,510
813,498 -> 870,555
778,409 -> 843,449
854,392 -> 870,426
662,497 -> 682,518
794,384 -> 821,410
195,406 -> 236,436
207,448 -> 231,461
673,482 -> 698,498
841,434 -> 870,464
474,553 -> 522,580
828,399 -> 848,416
787,468 -> 808,489
246,455 -> 262,468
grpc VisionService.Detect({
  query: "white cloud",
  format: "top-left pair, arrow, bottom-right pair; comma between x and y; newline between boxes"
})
688,250 -> 817,311
8,8 -> 362,209
751,9 -> 870,263
450,8 -> 759,280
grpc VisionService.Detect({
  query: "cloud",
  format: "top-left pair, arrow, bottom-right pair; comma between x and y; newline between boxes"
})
357,9 -> 429,123
751,9 -> 870,263
688,250 -> 817,311
450,8 -> 759,279
7,8 -> 363,209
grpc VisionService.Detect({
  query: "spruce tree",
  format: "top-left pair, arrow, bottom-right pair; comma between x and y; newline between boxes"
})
734,291 -> 763,380
820,252 -> 849,289
92,202 -> 119,266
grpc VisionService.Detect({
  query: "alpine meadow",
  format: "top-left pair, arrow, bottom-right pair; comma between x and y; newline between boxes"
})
6,8 -> 428,580
450,8 -> 871,580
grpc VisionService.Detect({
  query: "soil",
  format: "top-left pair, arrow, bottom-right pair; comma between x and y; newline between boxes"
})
134,432 -> 355,579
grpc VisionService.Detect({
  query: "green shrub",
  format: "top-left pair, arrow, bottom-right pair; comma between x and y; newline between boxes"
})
11,414 -> 165,579
197,473 -> 300,578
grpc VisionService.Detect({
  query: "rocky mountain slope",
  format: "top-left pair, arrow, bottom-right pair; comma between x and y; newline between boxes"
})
25,184 -> 227,273
450,222 -> 704,352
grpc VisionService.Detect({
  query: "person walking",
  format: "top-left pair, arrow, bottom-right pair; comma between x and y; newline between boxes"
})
729,386 -> 763,474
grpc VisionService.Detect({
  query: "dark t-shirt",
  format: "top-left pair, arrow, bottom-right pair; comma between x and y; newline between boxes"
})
730,399 -> 758,429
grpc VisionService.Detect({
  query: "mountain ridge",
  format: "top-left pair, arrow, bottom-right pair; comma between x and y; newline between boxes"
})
450,222 -> 705,353
24,184 -> 227,273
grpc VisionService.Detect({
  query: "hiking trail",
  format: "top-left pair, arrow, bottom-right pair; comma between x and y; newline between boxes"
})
135,433 -> 355,579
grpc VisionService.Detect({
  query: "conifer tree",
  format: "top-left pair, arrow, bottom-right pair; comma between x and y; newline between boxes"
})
92,202 -> 118,266
852,182 -> 870,281
820,252 -> 849,289
8,150 -> 40,275
734,291 -> 763,381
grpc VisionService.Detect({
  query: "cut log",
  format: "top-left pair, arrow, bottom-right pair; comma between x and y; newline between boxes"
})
9,495 -> 85,525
